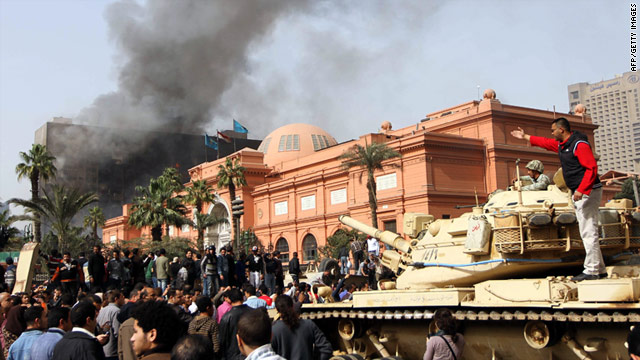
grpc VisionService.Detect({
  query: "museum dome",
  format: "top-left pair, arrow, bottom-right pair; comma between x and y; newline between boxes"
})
258,123 -> 338,167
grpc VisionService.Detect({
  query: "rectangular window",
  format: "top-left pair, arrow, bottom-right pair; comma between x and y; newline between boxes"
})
293,135 -> 299,150
278,136 -> 286,152
110,235 -> 117,244
330,188 -> 347,205
571,91 -> 579,100
376,173 -> 397,191
275,201 -> 288,216
311,134 -> 320,151
301,195 -> 316,210
286,135 -> 293,151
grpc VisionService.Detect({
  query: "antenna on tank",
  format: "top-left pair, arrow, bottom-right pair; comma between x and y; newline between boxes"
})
474,187 -> 479,207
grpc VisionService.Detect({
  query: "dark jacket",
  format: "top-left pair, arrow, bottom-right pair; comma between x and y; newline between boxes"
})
247,255 -> 263,273
271,319 -> 332,360
288,257 -> 300,275
88,254 -> 106,284
219,305 -> 251,360
51,330 -> 106,360
558,131 -> 602,192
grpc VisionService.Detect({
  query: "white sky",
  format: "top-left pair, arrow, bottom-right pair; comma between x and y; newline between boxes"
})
0,0 -> 631,209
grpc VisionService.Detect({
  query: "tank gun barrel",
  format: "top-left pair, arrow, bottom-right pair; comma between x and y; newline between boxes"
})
338,215 -> 412,253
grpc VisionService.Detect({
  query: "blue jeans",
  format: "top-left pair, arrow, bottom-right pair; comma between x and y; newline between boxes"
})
265,273 -> 275,295
202,276 -> 211,296
158,278 -> 168,292
340,256 -> 349,274
202,275 -> 219,296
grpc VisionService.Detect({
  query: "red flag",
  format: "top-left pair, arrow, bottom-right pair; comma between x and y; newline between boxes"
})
217,131 -> 232,143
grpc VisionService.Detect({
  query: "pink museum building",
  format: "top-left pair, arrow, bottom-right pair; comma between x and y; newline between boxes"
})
103,91 -> 605,263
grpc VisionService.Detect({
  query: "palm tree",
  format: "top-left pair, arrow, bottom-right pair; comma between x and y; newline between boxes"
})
128,177 -> 188,241
216,157 -> 246,204
83,206 -> 105,243
10,185 -> 98,251
184,180 -> 215,213
0,209 -> 27,248
15,143 -> 57,242
192,212 -> 228,251
160,167 -> 184,193
339,142 -> 401,227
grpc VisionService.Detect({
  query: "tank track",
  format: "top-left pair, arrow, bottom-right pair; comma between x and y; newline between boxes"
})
300,308 -> 639,323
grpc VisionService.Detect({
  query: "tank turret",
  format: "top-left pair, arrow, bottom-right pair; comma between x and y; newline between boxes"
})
339,184 -> 636,290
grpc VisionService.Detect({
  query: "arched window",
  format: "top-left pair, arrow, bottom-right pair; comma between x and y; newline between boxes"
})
275,238 -> 289,262
302,234 -> 317,262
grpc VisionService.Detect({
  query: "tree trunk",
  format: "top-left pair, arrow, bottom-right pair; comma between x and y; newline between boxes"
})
31,172 -> 41,242
197,228 -> 204,252
367,172 -> 378,228
151,226 -> 162,241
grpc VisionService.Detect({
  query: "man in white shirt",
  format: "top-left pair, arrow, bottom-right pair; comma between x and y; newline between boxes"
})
366,236 -> 380,257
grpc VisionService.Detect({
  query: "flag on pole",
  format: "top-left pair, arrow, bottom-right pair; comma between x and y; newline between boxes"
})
233,119 -> 248,134
217,130 -> 232,143
204,134 -> 218,150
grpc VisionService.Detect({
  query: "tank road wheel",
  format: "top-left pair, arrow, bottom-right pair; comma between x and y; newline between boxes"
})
319,258 -> 341,285
329,355 -> 365,360
338,319 -> 362,340
524,321 -> 554,349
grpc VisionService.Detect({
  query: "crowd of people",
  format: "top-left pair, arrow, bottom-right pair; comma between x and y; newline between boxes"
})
0,244 -> 334,360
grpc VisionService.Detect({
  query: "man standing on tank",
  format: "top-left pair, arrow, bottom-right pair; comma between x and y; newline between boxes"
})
511,118 -> 606,281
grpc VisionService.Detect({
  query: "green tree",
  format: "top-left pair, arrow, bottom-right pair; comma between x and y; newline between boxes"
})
216,158 -> 247,202
614,177 -> 639,206
318,228 -> 365,259
339,142 -> 401,227
159,167 -> 184,193
84,206 -> 106,243
184,180 -> 215,213
128,176 -> 188,242
10,185 -> 98,252
15,143 -> 57,242
0,209 -> 30,249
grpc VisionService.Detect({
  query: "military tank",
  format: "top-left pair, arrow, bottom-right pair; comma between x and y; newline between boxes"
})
302,179 -> 640,360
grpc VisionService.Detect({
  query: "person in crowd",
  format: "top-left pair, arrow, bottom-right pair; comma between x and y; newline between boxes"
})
628,324 -> 640,360
272,251 -> 284,291
143,252 -> 156,288
154,250 -> 170,292
107,250 -> 124,291
31,306 -> 72,360
165,289 -> 192,328
257,285 -> 273,307
4,259 -> 16,294
263,253 -> 276,296
216,290 -> 232,324
182,250 -> 196,288
515,160 -> 551,191
242,285 -> 266,309
217,248 -> 230,288
52,301 -> 108,360
247,247 -> 263,290
170,335 -> 213,360
88,246 -> 106,293
7,305 -> 46,360
234,253 -> 247,287
3,296 -> 26,358
130,249 -> 145,286
423,308 -> 464,360
338,245 -> 349,275
193,253 -> 203,291
224,248 -> 236,288
169,258 -> 181,289
43,251 -> 62,288
511,118 -> 605,281
288,252 -> 301,285
236,309 -> 284,360
218,288 -> 251,360
96,290 -> 123,360
349,238 -> 364,275
50,252 -> 84,301
366,235 -> 380,257
187,296 -> 219,355
200,246 -> 218,297
1,292 -> 15,354
77,252 -> 90,291
130,300 -> 183,360
117,289 -> 150,360
271,295 -> 332,360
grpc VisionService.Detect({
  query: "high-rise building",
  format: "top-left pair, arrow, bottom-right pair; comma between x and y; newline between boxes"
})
34,118 -> 261,221
567,72 -> 640,172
